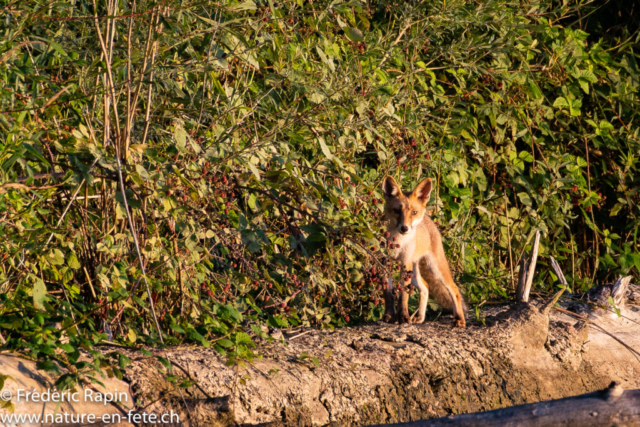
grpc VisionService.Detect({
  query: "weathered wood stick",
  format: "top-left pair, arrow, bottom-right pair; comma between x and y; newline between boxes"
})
517,231 -> 540,302
376,382 -> 640,427
542,288 -> 566,315
549,255 -> 568,285
612,275 -> 632,306
16,172 -> 65,182
521,231 -> 541,302
516,255 -> 529,298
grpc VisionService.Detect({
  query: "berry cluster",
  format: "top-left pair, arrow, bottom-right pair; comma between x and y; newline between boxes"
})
392,135 -> 430,171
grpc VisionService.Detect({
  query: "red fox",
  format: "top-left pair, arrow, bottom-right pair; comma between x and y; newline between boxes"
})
382,176 -> 467,327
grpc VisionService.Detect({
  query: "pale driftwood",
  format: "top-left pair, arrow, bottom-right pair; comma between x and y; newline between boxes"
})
522,231 -> 541,301
516,231 -> 540,302
549,255 -> 568,286
375,382 -> 640,427
611,275 -> 632,306
577,275 -> 636,322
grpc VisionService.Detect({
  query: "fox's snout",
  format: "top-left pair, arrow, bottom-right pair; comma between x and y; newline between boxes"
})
389,210 -> 415,235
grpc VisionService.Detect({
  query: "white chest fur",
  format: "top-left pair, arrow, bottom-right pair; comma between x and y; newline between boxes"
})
388,230 -> 416,264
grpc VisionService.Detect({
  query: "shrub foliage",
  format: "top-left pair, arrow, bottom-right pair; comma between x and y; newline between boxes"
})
0,0 -> 638,385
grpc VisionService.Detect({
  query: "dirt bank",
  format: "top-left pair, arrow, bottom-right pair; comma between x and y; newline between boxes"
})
121,294 -> 640,426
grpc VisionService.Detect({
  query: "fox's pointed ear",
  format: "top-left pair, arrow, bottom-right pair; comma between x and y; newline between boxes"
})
413,178 -> 433,205
382,176 -> 401,199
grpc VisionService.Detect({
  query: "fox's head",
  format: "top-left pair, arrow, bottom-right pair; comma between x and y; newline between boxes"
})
382,176 -> 433,235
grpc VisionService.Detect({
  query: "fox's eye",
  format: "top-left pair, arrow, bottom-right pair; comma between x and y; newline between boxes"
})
393,208 -> 401,214
412,210 -> 418,215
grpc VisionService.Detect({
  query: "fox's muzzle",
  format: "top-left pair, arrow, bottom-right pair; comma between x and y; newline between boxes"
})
399,225 -> 409,234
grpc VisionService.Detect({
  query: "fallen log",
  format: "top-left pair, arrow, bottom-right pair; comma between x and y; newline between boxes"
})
375,381 -> 640,426
115,287 -> 640,427
2,284 -> 639,426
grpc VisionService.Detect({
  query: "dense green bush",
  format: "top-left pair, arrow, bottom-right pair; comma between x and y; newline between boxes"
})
0,0 -> 638,385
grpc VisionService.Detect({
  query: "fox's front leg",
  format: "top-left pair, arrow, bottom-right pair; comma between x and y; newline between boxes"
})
411,263 -> 429,324
382,277 -> 395,323
397,263 -> 412,324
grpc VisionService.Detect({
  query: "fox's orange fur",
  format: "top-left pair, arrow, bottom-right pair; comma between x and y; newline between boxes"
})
382,176 -> 467,327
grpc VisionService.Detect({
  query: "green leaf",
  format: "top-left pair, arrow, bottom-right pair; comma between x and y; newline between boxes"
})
344,27 -> 364,42
246,158 -> 262,181
308,92 -> 326,104
601,253 -> 617,268
220,305 -> 243,323
577,79 -> 590,94
233,0 -> 256,10
299,352 -> 320,367
1,399 -> 14,412
247,193 -> 257,209
156,357 -> 172,368
235,332 -> 254,346
53,374 -> 76,391
174,127 -> 187,148
569,98 -> 582,116
49,249 -> 65,266
33,278 -> 48,310
573,70 -> 597,94
119,354 -> 131,369
517,192 -> 532,207
60,343 -> 75,353
316,47 -> 335,72
0,374 -> 14,391
528,81 -> 542,99
67,253 -> 81,269
607,296 -> 621,317
356,14 -> 370,32
554,96 -> 581,115
37,360 -> 61,374
618,253 -> 636,273
575,69 -> 598,83
33,37 -> 69,59
553,97 -> 568,108
170,323 -> 186,334
268,314 -> 289,328
573,29 -> 589,41
318,137 -> 333,159
218,338 -> 234,348
518,151 -> 533,163
128,328 -> 137,343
